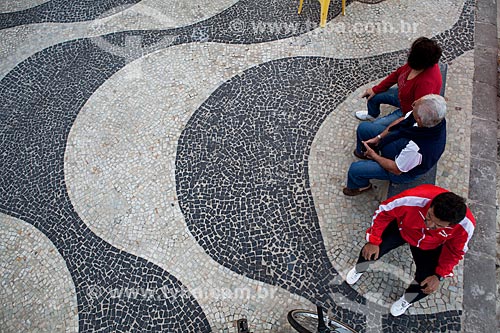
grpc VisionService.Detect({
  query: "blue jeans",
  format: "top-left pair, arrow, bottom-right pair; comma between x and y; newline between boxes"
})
347,160 -> 418,189
367,87 -> 400,119
367,87 -> 403,127
350,121 -> 415,189
355,121 -> 408,158
371,108 -> 403,127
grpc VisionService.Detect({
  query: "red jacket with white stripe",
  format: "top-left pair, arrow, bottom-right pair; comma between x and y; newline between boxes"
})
366,184 -> 475,278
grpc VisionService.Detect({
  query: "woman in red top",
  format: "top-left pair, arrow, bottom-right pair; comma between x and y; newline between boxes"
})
355,37 -> 443,126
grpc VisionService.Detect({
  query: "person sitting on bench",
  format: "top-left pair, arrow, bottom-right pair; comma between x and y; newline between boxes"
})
343,94 -> 446,196
355,37 -> 443,124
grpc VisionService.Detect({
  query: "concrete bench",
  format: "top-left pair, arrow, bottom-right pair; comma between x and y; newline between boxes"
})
386,62 -> 448,198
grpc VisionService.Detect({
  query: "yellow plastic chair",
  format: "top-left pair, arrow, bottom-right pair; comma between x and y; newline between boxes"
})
298,0 -> 346,28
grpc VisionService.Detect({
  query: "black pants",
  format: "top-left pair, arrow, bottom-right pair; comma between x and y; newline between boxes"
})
355,220 -> 442,304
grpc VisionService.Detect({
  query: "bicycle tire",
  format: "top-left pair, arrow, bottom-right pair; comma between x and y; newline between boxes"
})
287,309 -> 358,333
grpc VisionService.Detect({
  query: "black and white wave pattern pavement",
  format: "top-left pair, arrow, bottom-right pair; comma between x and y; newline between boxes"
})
0,0 -> 475,332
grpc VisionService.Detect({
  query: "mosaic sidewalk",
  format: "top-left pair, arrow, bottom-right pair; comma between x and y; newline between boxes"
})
0,1 -> 496,332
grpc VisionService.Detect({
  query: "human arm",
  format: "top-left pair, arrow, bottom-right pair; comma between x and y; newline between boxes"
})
362,142 -> 403,175
371,66 -> 405,94
435,221 -> 474,277
363,116 -> 406,147
364,138 -> 423,175
420,231 -> 470,294
365,197 -> 409,245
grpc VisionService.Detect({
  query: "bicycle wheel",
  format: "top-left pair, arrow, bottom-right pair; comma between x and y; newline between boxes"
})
287,309 -> 358,333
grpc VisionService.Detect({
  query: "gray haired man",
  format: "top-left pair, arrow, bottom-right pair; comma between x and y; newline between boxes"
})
343,94 -> 447,196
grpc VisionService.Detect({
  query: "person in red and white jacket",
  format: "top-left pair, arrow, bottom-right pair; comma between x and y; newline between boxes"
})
345,184 -> 475,316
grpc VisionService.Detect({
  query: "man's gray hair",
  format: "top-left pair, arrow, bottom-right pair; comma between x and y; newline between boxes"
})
415,94 -> 446,127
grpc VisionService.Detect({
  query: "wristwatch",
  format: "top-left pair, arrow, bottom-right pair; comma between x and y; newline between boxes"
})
377,134 -> 382,140
434,274 -> 444,281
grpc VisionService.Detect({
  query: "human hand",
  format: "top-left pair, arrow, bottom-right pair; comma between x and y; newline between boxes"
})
364,136 -> 380,146
420,275 -> 440,294
362,141 -> 378,160
361,243 -> 380,261
360,88 -> 376,100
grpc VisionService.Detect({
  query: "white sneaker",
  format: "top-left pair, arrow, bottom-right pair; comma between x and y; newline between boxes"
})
390,296 -> 412,316
355,110 -> 375,121
346,267 -> 363,285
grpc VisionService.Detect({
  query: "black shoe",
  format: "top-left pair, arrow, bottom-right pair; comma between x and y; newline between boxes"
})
342,184 -> 373,196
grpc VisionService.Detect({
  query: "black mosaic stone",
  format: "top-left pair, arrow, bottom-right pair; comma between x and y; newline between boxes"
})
0,0 -> 141,30
0,40 -> 210,332
0,0 -> 476,332
101,0 -> 349,50
382,311 -> 462,333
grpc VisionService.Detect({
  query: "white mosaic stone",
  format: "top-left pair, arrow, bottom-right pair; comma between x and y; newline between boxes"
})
0,0 -> 50,13
0,213 -> 78,333
435,52 -> 474,198
96,0 -> 239,29
0,0 -> 463,80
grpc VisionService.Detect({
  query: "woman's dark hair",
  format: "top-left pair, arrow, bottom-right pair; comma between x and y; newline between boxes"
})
430,192 -> 467,225
407,37 -> 442,70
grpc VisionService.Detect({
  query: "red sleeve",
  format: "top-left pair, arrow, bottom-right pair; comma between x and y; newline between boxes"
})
435,232 -> 466,277
372,65 -> 405,94
365,197 -> 407,245
435,213 -> 475,277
